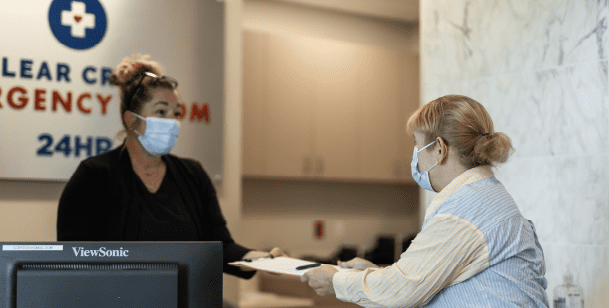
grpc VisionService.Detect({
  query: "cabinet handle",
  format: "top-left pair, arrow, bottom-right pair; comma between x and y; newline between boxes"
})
303,157 -> 312,175
316,157 -> 324,176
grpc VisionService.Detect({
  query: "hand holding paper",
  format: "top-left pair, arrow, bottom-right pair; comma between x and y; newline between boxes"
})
338,257 -> 379,270
300,265 -> 338,296
242,247 -> 288,261
229,256 -> 355,277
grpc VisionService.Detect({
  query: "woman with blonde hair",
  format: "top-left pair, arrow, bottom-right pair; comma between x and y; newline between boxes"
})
302,95 -> 549,307
57,55 -> 285,281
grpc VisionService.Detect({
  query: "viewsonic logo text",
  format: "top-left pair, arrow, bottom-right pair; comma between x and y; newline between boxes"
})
72,247 -> 129,257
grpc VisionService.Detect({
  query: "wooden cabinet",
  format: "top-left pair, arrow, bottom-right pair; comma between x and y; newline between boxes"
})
242,31 -> 268,176
358,45 -> 418,181
243,33 -> 317,177
311,39 -> 363,179
243,30 -> 418,182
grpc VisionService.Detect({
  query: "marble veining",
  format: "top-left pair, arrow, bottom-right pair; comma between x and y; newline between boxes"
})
421,0 -> 608,83
494,155 -> 609,246
469,61 -> 609,158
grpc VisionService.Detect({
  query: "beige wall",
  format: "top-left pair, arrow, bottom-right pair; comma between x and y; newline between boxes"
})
241,179 -> 420,260
221,0 -> 245,303
244,0 -> 418,53
0,181 -> 62,241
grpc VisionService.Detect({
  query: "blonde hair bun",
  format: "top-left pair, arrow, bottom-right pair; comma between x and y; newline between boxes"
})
472,132 -> 513,166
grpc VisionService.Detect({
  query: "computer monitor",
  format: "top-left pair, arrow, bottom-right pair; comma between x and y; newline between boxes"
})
1,242 -> 222,308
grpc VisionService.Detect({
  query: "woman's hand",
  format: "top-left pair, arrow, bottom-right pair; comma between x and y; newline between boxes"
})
241,250 -> 269,262
301,265 -> 338,296
240,247 -> 289,271
240,247 -> 288,272
242,247 -> 288,261
268,247 -> 289,258
337,257 -> 378,270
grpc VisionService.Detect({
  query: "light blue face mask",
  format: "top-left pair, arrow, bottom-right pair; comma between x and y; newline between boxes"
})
411,140 -> 438,192
133,113 -> 180,156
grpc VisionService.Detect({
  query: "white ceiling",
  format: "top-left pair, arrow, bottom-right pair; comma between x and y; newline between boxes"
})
270,0 -> 419,23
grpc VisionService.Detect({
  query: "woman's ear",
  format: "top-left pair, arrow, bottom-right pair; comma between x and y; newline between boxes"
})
436,137 -> 448,163
123,111 -> 139,131
123,111 -> 133,128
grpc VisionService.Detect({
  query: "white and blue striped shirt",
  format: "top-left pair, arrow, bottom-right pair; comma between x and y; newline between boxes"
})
333,166 -> 549,307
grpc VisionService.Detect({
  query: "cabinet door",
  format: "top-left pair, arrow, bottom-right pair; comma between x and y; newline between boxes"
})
311,38 -> 362,179
397,53 -> 419,182
243,31 -> 268,175
264,34 -> 316,177
243,31 -> 419,181
358,46 -> 407,180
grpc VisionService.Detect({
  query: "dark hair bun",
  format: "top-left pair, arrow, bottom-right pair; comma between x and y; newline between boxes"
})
109,54 -> 163,89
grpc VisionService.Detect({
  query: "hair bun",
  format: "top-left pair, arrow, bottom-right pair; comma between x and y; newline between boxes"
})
109,54 -> 163,88
117,63 -> 143,84
473,132 -> 513,166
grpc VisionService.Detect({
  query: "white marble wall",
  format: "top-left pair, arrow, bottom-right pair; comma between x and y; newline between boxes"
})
421,0 -> 609,306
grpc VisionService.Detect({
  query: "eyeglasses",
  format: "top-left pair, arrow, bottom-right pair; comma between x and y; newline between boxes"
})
126,71 -> 178,111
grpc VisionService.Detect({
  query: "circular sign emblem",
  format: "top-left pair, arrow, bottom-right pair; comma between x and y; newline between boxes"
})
48,0 -> 107,50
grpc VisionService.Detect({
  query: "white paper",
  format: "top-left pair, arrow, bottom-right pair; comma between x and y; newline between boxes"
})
229,256 -> 356,277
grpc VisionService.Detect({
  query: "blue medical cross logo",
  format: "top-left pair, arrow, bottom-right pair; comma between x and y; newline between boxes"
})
48,0 -> 107,50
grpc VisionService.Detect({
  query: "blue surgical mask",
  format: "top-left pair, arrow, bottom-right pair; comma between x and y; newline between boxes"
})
411,140 -> 438,192
133,113 -> 180,156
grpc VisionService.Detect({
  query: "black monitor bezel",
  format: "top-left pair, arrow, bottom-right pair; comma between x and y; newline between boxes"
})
0,242 -> 222,308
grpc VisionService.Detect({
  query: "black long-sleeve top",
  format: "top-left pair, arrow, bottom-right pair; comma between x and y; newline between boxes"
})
57,145 -> 254,279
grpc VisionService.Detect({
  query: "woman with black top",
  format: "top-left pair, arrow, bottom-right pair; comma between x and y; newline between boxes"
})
57,55 -> 284,281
